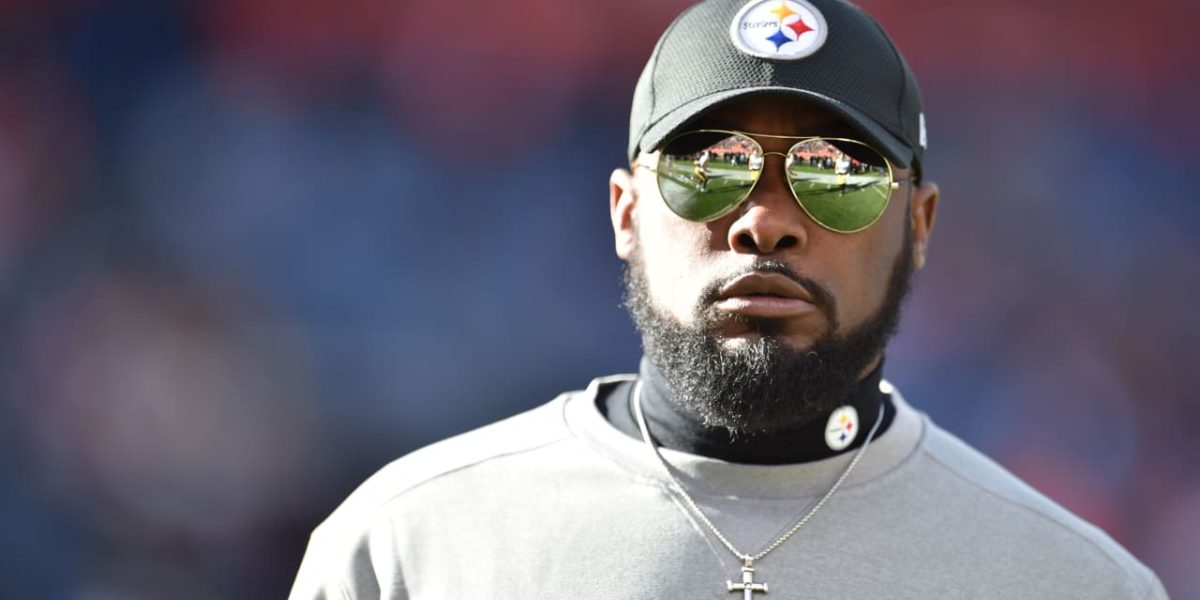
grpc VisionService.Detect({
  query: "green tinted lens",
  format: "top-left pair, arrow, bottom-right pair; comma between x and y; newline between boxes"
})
656,131 -> 761,222
787,139 -> 893,233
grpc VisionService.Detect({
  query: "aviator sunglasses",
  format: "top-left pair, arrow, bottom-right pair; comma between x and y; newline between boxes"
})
640,130 -> 907,233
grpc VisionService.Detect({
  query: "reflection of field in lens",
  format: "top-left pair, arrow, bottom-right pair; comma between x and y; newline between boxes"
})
658,160 -> 755,221
788,169 -> 889,231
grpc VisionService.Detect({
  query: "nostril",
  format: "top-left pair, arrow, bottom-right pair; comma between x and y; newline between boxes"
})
775,235 -> 798,250
736,233 -> 759,253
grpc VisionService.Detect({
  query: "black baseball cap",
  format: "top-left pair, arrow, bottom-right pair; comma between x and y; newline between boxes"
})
628,0 -> 927,176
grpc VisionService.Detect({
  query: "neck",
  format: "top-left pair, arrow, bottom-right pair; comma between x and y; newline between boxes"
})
601,356 -> 894,464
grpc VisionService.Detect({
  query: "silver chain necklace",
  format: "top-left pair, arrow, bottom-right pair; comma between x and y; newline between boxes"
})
631,380 -> 885,598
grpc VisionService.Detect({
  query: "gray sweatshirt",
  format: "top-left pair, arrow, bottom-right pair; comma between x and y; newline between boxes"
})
290,375 -> 1168,599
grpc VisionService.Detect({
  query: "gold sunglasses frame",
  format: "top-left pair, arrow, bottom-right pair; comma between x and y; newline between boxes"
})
637,129 -> 906,234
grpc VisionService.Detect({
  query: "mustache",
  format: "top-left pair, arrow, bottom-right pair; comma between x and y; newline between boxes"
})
699,260 -> 838,324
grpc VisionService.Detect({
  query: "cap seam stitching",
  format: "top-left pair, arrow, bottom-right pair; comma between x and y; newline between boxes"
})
865,12 -> 911,152
638,8 -> 695,158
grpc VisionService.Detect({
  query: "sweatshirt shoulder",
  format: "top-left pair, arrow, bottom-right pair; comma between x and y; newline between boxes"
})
288,390 -> 595,600
918,418 -> 1167,598
328,393 -> 577,523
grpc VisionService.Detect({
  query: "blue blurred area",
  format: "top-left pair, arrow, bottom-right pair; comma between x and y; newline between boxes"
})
1,0 -> 1197,598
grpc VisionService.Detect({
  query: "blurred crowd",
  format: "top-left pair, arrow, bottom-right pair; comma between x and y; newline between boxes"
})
1,0 -> 1197,598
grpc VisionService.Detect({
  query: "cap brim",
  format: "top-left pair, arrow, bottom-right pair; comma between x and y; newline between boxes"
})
637,87 -> 913,169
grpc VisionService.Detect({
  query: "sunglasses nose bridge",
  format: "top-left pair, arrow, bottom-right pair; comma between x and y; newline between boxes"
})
739,151 -> 804,221
746,151 -> 788,177
747,151 -> 792,188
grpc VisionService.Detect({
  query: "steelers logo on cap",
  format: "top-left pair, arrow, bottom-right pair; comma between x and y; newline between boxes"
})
730,0 -> 828,61
825,405 -> 859,451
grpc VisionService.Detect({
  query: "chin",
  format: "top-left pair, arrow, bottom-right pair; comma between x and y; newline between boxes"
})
715,323 -> 823,353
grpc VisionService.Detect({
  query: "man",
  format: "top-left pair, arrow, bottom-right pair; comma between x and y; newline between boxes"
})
290,0 -> 1168,598
694,149 -> 712,191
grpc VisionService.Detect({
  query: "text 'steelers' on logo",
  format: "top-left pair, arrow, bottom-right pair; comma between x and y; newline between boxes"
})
730,0 -> 828,61
825,405 -> 859,451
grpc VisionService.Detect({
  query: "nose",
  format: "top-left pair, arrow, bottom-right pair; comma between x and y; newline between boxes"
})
726,155 -> 809,255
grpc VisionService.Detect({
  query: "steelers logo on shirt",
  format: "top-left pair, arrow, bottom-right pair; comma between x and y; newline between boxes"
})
825,405 -> 860,451
730,0 -> 828,61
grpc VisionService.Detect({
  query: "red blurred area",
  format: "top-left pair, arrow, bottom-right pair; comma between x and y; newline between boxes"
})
198,0 -> 390,78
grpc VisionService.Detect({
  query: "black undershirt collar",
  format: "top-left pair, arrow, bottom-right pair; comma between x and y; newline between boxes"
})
600,356 -> 895,465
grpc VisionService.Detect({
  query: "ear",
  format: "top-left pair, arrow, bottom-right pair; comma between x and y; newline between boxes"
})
610,167 -> 639,261
909,180 -> 939,270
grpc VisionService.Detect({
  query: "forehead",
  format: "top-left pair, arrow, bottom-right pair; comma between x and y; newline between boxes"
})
688,94 -> 856,138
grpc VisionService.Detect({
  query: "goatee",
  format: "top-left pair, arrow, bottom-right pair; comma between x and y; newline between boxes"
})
623,228 -> 915,437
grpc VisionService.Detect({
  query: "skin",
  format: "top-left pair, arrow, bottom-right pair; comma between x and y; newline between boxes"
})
610,95 -> 940,378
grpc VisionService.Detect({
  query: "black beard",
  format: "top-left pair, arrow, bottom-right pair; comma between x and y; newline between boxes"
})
623,227 -> 915,437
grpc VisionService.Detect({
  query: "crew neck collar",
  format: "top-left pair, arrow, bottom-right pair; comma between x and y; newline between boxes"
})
633,356 -> 894,464
562,375 -> 926,500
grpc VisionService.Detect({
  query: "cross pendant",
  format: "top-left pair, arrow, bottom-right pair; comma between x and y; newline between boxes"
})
727,558 -> 768,599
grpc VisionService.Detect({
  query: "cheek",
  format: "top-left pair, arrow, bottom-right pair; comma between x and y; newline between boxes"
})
634,203 -> 727,322
824,205 -> 908,328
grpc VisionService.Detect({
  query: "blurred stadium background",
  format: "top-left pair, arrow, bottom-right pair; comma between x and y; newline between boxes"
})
1,0 -> 1197,597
